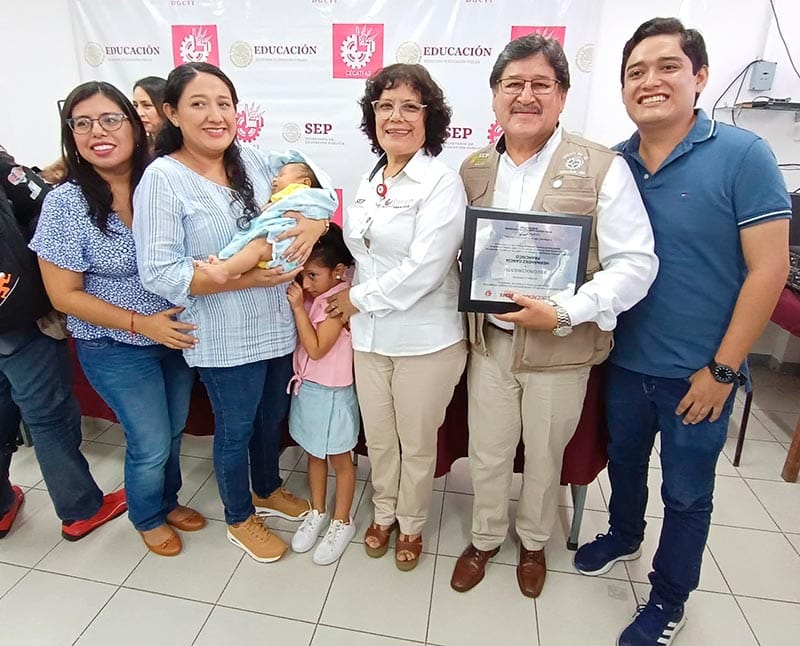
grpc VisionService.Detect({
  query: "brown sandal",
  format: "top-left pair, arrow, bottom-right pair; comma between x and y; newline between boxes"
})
395,534 -> 422,571
364,521 -> 396,558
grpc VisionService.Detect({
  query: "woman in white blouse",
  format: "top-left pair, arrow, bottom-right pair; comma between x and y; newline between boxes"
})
327,64 -> 467,571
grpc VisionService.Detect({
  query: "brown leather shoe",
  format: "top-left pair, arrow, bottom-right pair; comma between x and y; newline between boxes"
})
166,506 -> 206,532
517,546 -> 546,598
450,543 -> 500,592
140,526 -> 182,557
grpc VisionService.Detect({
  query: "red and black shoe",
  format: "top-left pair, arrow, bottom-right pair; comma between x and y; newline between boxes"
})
0,485 -> 24,539
61,489 -> 127,541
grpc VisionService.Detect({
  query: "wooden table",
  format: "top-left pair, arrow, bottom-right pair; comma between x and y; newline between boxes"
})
769,287 -> 800,482
781,419 -> 800,482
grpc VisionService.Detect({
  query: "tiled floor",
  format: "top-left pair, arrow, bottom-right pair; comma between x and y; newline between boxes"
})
1,365 -> 799,645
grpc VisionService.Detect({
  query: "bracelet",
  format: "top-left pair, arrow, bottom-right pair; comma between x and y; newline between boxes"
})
129,311 -> 136,338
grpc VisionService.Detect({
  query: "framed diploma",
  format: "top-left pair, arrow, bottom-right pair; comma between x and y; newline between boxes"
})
458,206 -> 592,313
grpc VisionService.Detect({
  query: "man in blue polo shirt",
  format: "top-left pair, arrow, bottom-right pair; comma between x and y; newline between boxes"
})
573,17 -> 791,646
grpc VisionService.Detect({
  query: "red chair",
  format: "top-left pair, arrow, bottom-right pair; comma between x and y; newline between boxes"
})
771,287 -> 800,482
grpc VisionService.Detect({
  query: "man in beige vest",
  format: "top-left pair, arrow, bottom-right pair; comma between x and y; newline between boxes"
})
450,34 -> 658,598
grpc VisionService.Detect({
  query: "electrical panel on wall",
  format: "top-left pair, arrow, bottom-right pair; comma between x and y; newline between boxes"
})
749,61 -> 778,92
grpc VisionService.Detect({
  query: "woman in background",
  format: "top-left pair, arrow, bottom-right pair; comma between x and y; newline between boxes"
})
133,76 -> 167,153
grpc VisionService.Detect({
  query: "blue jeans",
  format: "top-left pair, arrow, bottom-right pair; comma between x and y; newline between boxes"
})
605,363 -> 734,609
76,338 -> 194,531
0,326 -> 103,520
198,353 -> 292,525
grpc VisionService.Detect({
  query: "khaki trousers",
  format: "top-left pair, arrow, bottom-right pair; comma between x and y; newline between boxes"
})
468,325 -> 590,551
355,341 -> 466,536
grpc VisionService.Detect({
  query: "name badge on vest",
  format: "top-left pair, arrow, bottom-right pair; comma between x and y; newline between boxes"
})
468,151 -> 492,167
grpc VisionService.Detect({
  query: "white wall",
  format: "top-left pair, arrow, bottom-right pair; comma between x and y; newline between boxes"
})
585,0 -> 800,182
0,0 -> 81,166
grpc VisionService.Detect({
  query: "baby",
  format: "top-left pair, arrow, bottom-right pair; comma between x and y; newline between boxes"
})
196,151 -> 336,283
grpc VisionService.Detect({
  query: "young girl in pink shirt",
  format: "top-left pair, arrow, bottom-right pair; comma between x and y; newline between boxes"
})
287,223 -> 359,565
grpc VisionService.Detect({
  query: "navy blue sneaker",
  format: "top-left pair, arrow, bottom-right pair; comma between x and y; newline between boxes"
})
573,532 -> 641,576
618,602 -> 685,645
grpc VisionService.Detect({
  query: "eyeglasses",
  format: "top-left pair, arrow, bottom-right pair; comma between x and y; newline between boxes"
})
371,100 -> 427,121
496,78 -> 561,96
66,113 -> 128,135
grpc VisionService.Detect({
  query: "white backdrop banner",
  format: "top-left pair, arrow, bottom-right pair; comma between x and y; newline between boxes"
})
70,0 -> 602,220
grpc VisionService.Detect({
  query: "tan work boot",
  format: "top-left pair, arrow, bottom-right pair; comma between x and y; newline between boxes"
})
227,514 -> 287,563
253,486 -> 311,521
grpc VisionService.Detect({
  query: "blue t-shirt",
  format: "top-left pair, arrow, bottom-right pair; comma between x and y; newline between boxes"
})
30,182 -> 175,346
611,110 -> 791,378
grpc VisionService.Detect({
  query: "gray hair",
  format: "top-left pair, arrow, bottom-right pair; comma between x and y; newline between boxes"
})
489,34 -> 571,90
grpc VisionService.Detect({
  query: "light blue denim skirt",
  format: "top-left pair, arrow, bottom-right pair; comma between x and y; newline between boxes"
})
289,380 -> 359,459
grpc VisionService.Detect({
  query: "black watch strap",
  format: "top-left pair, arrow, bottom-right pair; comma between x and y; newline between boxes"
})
707,359 -> 746,386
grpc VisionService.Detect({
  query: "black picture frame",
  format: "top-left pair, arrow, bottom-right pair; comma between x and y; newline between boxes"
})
458,205 -> 593,314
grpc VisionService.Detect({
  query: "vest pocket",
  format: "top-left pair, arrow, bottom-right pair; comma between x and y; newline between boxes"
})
463,175 -> 489,205
540,176 -> 598,215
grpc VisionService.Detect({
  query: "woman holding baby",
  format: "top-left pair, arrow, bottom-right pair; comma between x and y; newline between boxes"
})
133,62 -> 330,563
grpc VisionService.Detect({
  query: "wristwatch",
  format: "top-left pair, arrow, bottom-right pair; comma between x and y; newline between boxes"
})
707,359 -> 746,385
549,301 -> 573,337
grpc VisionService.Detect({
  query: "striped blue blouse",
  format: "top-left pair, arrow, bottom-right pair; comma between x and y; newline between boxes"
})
132,145 -> 296,368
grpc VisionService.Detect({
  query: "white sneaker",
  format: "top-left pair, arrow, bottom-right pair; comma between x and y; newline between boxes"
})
291,509 -> 329,553
313,517 -> 356,565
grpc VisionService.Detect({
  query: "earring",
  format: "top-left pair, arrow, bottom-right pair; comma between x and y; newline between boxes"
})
335,274 -> 341,280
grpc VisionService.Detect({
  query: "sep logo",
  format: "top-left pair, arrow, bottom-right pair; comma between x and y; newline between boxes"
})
446,126 -> 473,139
84,42 -> 105,67
236,104 -> 265,143
510,25 -> 566,46
172,25 -> 219,66
282,123 -> 302,143
396,41 -> 421,64
230,41 -> 254,68
332,24 -> 384,79
305,123 -> 333,135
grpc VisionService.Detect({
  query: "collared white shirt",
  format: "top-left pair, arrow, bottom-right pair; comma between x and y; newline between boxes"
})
490,127 -> 658,331
345,149 -> 467,355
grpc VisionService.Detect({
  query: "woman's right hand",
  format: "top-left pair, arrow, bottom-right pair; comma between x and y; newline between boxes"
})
244,264 -> 302,288
135,306 -> 198,350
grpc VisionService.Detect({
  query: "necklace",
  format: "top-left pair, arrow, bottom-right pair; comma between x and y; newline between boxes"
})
375,158 -> 411,198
